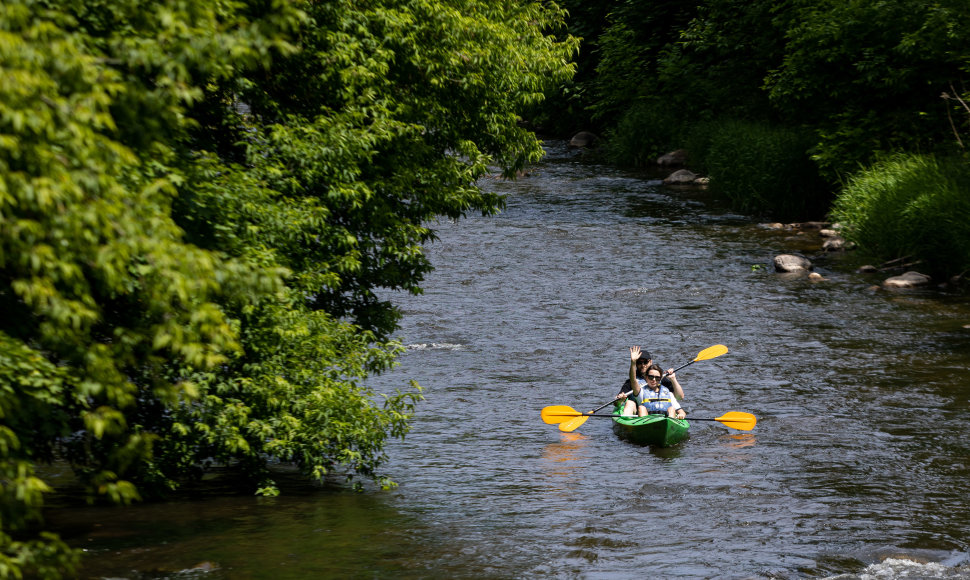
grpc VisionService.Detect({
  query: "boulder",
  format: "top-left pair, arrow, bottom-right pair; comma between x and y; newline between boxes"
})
663,169 -> 699,184
882,271 -> 932,289
568,131 -> 598,148
657,149 -> 689,166
822,236 -> 854,251
773,254 -> 813,273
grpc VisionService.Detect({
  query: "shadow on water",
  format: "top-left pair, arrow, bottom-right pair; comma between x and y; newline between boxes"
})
49,474 -> 475,579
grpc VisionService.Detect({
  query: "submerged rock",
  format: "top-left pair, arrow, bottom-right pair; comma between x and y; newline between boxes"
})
882,271 -> 932,289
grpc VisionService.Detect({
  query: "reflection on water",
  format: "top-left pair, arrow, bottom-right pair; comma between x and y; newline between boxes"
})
723,433 -> 757,449
541,432 -> 589,465
540,433 -> 589,490
545,432 -> 588,457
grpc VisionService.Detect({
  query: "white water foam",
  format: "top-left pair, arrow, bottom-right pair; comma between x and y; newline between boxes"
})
405,342 -> 464,351
826,557 -> 970,579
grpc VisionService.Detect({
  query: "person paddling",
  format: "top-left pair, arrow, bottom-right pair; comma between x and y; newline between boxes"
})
617,346 -> 686,419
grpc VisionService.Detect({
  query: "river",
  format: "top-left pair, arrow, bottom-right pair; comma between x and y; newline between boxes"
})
56,141 -> 970,579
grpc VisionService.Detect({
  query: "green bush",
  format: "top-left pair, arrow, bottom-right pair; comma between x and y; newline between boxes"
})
701,120 -> 828,219
604,101 -> 684,167
830,154 -> 970,278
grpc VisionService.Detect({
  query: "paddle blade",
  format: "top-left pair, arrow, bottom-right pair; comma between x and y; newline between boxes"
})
558,415 -> 589,432
714,411 -> 756,431
695,344 -> 728,361
541,405 -> 580,424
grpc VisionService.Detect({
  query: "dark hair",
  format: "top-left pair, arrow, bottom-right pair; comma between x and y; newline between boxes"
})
644,363 -> 663,376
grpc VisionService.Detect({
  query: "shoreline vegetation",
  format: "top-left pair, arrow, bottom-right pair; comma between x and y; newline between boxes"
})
3,1 -> 970,577
0,1 -> 577,577
539,0 -> 970,287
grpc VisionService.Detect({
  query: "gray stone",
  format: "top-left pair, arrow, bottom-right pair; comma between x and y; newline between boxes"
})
773,254 -> 813,273
882,271 -> 932,288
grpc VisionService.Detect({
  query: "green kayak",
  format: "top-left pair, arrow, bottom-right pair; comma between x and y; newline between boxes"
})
611,404 -> 690,447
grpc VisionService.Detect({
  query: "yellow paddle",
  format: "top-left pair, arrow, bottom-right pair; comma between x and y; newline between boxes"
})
540,344 -> 730,432
541,405 -> 757,432
541,405 -> 581,424
540,397 -> 623,433
557,414 -> 591,433
558,395 -> 637,431
685,412 -> 758,431
663,344 -> 728,378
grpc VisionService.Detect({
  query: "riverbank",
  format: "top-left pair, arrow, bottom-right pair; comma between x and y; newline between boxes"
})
564,133 -> 970,290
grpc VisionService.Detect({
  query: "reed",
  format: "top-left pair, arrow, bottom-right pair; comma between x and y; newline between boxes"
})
830,153 -> 970,278
698,120 -> 828,220
604,102 -> 684,167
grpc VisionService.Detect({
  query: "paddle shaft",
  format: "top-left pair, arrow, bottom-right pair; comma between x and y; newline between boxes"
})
590,397 -> 622,414
545,412 -> 675,418
548,412 -> 750,422
664,358 -> 699,378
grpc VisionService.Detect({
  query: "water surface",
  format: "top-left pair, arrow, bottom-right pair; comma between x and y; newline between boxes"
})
60,142 -> 970,579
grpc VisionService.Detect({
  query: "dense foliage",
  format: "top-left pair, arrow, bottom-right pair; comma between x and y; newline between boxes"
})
553,0 -> 970,269
766,0 -> 970,178
571,0 -> 970,170
0,0 -> 576,576
695,121 -> 829,219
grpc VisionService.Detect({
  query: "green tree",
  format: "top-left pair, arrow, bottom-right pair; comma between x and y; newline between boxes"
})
766,0 -> 970,178
0,0 -> 576,576
667,0 -> 791,122
588,1 -> 699,125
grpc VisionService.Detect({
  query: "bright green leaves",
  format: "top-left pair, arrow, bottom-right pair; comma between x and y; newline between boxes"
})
830,153 -> 970,277
227,0 -> 576,335
0,0 -> 297,574
1,0 -> 575,575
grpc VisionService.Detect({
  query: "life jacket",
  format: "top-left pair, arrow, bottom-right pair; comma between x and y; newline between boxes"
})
634,380 -> 674,413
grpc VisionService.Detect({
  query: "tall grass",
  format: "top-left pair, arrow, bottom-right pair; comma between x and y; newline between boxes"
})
830,153 -> 970,278
694,120 -> 829,220
603,112 -> 831,220
604,102 -> 684,167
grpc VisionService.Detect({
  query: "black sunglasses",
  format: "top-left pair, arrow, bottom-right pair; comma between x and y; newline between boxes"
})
646,374 -> 662,380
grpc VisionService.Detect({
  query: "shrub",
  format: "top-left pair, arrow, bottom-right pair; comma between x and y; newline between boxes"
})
830,153 -> 970,278
701,120 -> 828,220
604,101 -> 684,167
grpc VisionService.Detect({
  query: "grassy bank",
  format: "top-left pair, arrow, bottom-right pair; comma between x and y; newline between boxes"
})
830,153 -> 970,279
601,107 -> 970,281
604,109 -> 830,221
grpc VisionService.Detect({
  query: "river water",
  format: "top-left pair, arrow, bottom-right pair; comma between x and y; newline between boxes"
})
56,141 -> 970,579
